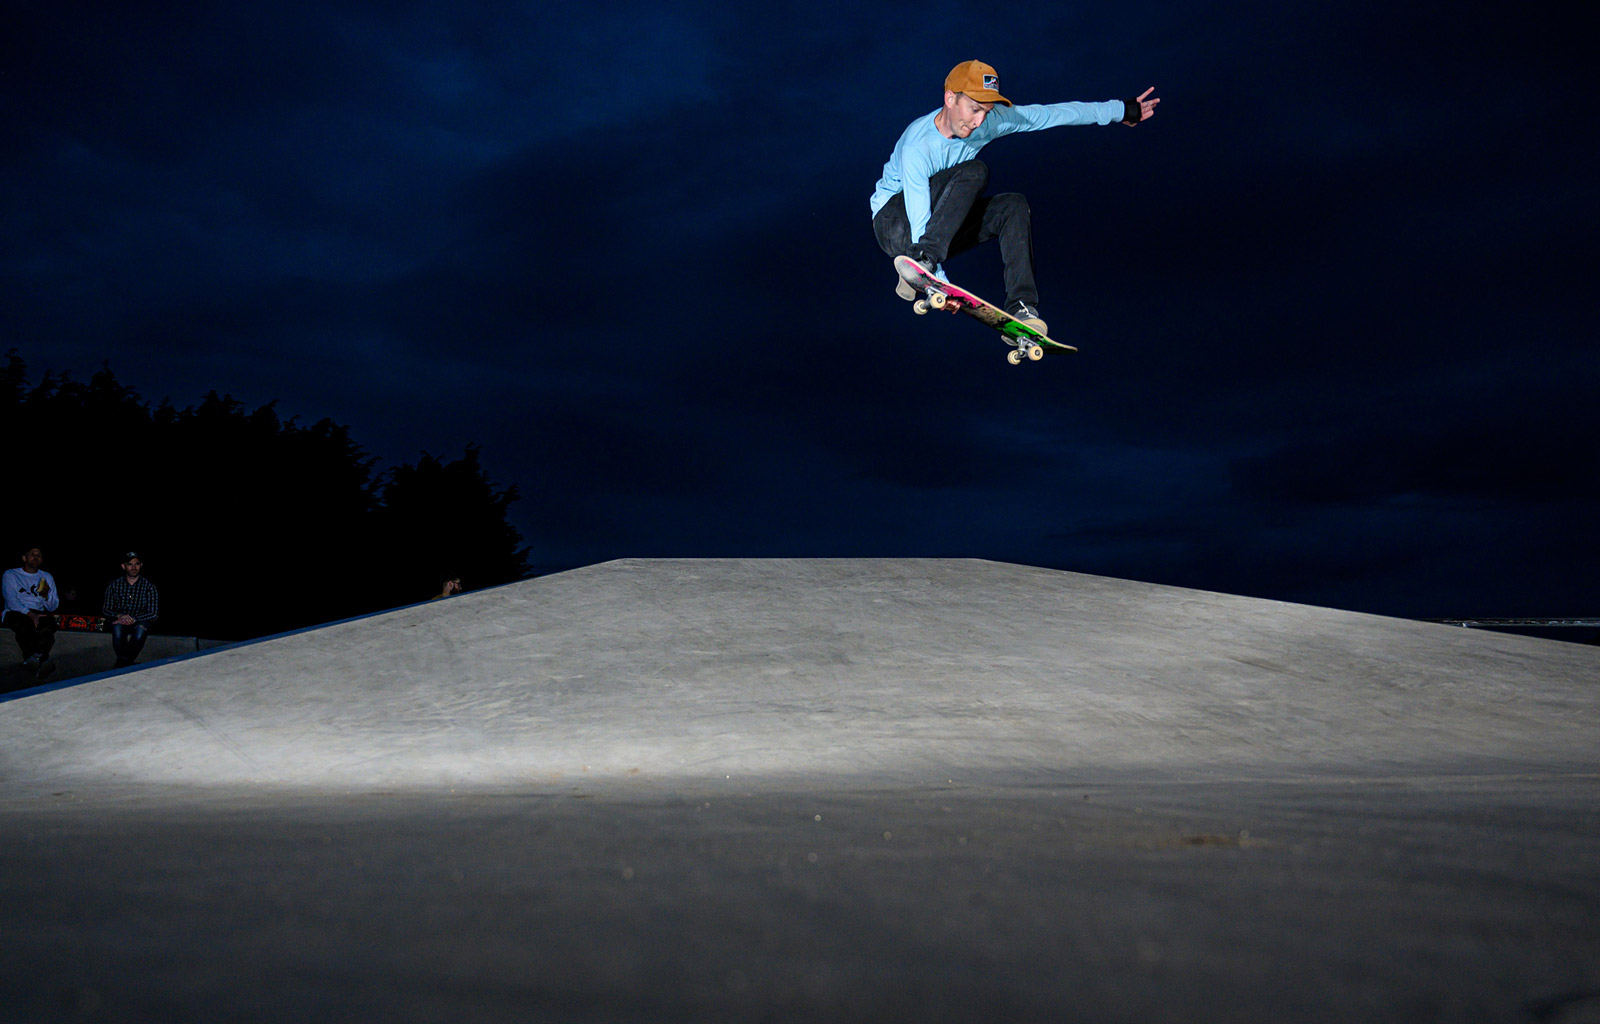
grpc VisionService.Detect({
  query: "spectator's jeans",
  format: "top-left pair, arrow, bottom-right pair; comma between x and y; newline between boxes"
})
2,611 -> 56,660
112,623 -> 150,663
872,159 -> 1038,310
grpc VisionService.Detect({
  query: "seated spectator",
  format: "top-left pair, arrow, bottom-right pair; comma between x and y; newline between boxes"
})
3,545 -> 60,679
102,551 -> 160,668
430,573 -> 463,601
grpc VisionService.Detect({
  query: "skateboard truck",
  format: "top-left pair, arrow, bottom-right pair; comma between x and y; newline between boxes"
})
1006,341 -> 1045,365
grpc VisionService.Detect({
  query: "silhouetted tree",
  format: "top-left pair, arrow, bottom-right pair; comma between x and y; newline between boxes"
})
0,351 -> 530,640
378,446 -> 531,603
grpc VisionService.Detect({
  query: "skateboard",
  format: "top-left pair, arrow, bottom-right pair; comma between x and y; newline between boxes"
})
894,255 -> 1078,365
55,613 -> 106,633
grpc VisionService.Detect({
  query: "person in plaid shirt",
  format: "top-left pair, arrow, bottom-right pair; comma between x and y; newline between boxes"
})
102,551 -> 159,668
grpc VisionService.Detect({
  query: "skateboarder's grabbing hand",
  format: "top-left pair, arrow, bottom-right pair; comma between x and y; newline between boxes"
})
870,60 -> 1159,339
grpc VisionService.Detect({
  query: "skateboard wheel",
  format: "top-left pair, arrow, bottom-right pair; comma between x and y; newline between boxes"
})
1007,349 -> 1023,365
928,292 -> 948,310
913,299 -> 930,315
1027,344 -> 1044,361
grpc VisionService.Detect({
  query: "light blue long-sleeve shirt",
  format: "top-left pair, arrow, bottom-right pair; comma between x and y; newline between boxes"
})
870,100 -> 1126,245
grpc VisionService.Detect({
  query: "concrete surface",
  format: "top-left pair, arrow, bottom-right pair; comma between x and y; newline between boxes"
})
1,559 -> 1597,1022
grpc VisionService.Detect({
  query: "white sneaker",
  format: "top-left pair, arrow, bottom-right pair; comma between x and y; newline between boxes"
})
894,255 -> 935,301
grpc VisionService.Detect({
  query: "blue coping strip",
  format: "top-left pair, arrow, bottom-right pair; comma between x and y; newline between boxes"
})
0,575 -> 538,705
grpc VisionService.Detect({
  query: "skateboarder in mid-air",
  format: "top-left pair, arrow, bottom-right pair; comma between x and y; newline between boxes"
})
871,60 -> 1159,338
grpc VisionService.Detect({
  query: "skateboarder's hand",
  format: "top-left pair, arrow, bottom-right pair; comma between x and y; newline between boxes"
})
1122,87 -> 1159,125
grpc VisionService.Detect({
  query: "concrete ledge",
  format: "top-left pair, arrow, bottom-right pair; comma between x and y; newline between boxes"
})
0,629 -> 228,695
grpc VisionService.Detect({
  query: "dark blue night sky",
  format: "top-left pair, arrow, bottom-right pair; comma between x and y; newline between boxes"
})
5,1 -> 1596,620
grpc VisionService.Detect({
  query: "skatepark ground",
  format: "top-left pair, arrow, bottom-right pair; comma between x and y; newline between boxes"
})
2,559 -> 1597,1022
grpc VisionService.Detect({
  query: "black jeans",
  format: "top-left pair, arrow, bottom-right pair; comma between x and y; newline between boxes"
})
3,611 -> 56,660
112,623 -> 150,663
872,159 -> 1038,310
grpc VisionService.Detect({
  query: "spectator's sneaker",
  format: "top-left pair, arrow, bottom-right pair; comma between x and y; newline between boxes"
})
34,660 -> 55,680
21,653 -> 40,668
895,255 -> 935,301
1008,301 -> 1048,336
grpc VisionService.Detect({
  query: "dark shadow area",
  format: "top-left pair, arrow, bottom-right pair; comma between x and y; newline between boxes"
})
1,351 -> 530,639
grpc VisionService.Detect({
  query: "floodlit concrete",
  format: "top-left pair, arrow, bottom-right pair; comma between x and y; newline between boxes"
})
1,559 -> 1597,1022
4,558 -> 1596,791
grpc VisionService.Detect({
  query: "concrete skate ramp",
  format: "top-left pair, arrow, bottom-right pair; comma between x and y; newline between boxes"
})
2,558 -> 1595,793
4,560 -> 1599,1024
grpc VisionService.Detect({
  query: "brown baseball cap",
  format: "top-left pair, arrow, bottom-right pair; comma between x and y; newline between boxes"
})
944,60 -> 1011,106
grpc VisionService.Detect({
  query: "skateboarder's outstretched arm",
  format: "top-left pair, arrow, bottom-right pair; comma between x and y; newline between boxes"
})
982,87 -> 1161,138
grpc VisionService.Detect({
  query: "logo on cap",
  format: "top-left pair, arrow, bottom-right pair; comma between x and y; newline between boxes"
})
983,74 -> 999,91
